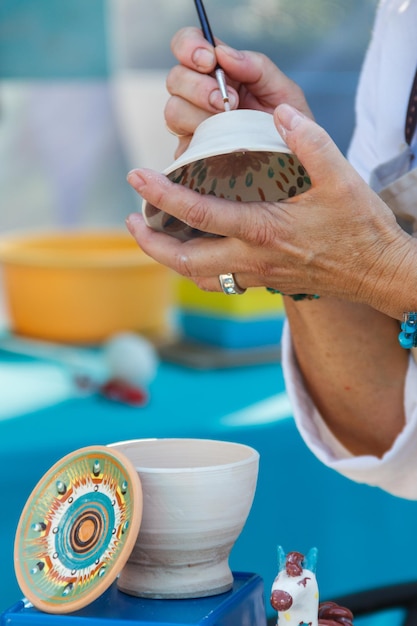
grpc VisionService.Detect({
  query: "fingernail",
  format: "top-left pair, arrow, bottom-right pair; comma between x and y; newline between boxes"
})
209,89 -> 238,110
125,212 -> 142,233
216,44 -> 244,60
192,47 -> 215,70
127,169 -> 146,190
276,104 -> 304,131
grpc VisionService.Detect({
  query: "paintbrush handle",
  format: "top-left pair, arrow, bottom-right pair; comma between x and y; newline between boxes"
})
194,0 -> 215,46
193,0 -> 230,111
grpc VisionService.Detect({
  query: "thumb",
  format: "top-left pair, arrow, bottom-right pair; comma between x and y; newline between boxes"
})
216,47 -> 312,116
274,103 -> 348,186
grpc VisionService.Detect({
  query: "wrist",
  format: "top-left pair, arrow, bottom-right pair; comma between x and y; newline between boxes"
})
357,232 -> 417,320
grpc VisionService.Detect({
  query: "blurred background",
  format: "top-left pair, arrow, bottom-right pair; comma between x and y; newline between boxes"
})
0,0 -> 378,234
9,2 -> 417,623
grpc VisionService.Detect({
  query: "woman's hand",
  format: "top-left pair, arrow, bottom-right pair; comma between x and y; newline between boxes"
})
128,104 -> 416,320
165,27 -> 312,158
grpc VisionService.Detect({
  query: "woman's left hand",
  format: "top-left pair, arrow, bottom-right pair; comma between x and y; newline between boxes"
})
126,104 -> 415,319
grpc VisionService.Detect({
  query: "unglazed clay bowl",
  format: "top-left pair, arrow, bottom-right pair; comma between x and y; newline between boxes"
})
143,109 -> 311,241
109,438 -> 259,599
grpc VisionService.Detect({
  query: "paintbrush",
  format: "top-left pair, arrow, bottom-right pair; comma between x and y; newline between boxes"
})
194,0 -> 231,111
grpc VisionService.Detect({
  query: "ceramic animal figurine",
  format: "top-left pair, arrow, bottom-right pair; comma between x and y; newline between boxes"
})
270,547 -> 354,626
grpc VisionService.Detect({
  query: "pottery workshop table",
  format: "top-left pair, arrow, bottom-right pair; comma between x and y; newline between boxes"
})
2,348 -> 417,619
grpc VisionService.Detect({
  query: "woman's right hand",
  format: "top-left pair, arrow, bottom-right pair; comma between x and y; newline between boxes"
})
165,26 -> 313,158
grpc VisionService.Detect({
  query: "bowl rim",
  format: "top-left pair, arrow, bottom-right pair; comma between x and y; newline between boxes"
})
107,438 -> 260,473
0,229 -> 157,269
163,109 -> 291,175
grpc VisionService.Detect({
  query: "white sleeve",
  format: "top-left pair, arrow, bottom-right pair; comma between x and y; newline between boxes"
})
347,1 -> 386,181
281,320 -> 417,500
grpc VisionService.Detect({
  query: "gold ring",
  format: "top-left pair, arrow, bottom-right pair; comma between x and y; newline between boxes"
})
218,273 -> 246,295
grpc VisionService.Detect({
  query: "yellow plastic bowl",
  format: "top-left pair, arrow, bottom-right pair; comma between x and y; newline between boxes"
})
0,230 -> 173,344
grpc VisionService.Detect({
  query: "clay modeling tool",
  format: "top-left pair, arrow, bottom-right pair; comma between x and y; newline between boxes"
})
194,0 -> 230,111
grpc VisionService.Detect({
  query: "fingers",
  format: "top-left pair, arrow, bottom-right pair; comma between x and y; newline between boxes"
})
166,65 -> 218,110
127,168 -> 272,244
170,27 -> 312,117
166,65 -> 239,118
173,136 -> 193,160
215,46 -> 312,116
165,95 -> 210,139
274,104 -> 359,189
125,211 -> 227,287
171,27 -> 219,73
126,211 -> 190,273
165,32 -> 240,140
164,78 -> 238,143
125,210 -> 252,291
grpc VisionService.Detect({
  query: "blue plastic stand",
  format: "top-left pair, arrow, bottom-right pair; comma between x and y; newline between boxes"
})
1,572 -> 267,626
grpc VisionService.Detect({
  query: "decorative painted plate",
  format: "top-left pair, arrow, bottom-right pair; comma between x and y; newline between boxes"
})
14,445 -> 142,614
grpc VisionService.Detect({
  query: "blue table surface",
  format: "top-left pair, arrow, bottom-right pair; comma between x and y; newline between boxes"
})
0,351 -> 287,458
2,349 -> 417,620
0,350 -> 287,615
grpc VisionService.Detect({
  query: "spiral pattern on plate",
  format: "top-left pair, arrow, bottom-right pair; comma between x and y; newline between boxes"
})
14,446 -> 142,613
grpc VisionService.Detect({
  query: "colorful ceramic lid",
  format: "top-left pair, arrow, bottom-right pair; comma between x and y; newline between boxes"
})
14,445 -> 142,614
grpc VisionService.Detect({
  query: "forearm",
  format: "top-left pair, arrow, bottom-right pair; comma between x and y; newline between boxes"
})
284,298 -> 409,457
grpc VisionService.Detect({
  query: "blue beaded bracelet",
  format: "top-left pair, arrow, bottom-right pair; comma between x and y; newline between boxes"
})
399,312 -> 417,349
266,288 -> 320,301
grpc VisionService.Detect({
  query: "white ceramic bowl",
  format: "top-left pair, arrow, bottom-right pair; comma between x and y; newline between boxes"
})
109,438 -> 259,599
143,109 -> 311,241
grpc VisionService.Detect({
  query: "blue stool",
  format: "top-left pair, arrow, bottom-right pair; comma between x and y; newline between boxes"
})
0,572 -> 267,626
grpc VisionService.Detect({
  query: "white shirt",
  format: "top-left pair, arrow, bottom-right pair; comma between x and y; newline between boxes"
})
282,0 -> 417,500
348,0 -> 417,179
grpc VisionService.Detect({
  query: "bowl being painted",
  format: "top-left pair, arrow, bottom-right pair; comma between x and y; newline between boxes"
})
143,109 -> 311,241
109,438 -> 259,599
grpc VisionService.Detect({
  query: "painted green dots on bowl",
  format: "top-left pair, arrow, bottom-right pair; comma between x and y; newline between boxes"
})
245,172 -> 254,187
